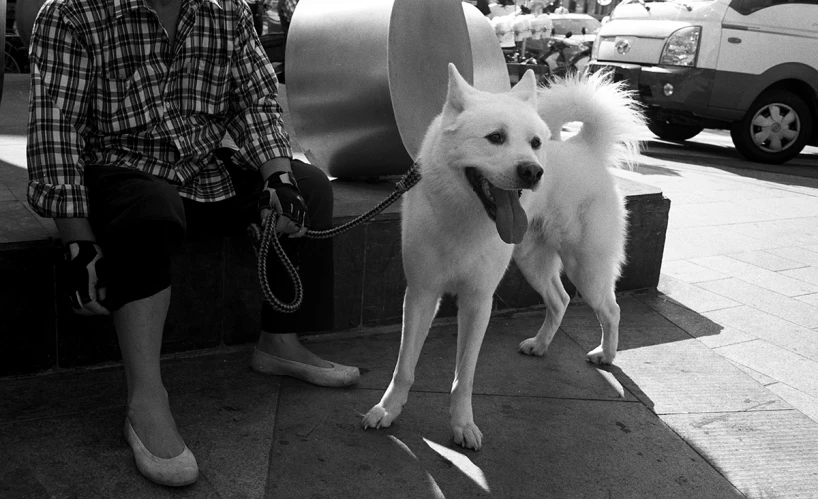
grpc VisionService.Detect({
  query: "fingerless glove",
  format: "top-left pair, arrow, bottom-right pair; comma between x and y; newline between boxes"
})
259,171 -> 309,228
63,240 -> 107,309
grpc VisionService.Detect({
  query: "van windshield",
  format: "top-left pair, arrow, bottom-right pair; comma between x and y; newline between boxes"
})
622,0 -> 712,3
729,0 -> 791,14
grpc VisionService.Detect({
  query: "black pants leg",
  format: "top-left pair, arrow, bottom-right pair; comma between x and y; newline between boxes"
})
85,160 -> 334,334
182,160 -> 334,334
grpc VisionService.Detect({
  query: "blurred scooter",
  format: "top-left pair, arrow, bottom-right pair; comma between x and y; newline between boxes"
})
541,31 -> 592,80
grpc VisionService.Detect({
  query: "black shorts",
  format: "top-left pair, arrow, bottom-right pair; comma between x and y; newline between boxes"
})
84,159 -> 334,333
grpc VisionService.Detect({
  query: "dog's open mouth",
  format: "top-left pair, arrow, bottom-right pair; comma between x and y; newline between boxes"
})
465,167 -> 529,244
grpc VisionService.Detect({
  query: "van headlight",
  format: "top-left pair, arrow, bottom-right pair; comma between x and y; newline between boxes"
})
659,26 -> 701,66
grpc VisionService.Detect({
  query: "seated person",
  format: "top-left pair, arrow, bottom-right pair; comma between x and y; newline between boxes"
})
25,0 -> 359,487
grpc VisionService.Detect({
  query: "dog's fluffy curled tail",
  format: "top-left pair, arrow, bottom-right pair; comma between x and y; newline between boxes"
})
537,72 -> 646,169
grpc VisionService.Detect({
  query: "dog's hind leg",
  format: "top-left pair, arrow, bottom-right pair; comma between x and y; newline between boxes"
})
515,246 -> 569,357
450,290 -> 494,450
362,286 -> 440,430
564,256 -> 620,365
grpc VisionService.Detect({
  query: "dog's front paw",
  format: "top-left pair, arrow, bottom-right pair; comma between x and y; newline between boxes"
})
586,345 -> 616,365
452,422 -> 483,450
362,404 -> 402,430
519,337 -> 548,357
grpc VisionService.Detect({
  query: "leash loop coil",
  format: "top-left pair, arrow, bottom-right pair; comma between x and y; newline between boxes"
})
248,162 -> 421,313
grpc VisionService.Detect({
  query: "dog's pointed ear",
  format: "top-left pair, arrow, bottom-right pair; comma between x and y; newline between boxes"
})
509,69 -> 537,104
443,63 -> 473,115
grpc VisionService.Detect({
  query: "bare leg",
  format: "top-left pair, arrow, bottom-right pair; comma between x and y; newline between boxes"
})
115,286 -> 185,459
450,291 -> 494,450
362,286 -> 440,429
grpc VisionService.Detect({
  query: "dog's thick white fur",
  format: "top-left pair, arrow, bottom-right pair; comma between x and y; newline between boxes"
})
362,64 -> 644,451
516,71 -> 644,365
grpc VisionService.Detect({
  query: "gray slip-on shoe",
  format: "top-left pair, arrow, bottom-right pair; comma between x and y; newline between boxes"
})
250,348 -> 361,387
124,418 -> 198,487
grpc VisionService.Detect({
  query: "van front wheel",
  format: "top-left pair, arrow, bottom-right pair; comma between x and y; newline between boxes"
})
647,119 -> 703,141
730,90 -> 812,164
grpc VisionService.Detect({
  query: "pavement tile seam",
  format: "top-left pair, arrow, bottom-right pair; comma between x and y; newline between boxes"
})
360,387 -> 643,405
0,404 -> 125,427
658,275 -> 743,312
654,407 -> 796,417
781,266 -> 818,286
795,295 -> 818,309
700,305 -> 818,359
765,382 -> 818,425
727,249 -> 809,272
694,327 -> 757,349
714,340 -> 818,394
767,246 -> 818,267
688,255 -> 818,297
726,360 -> 778,386
0,375 -> 277,425
699,337 -> 757,350
282,372 -> 640,402
698,278 -> 818,329
765,381 -> 818,401
712,324 -> 818,362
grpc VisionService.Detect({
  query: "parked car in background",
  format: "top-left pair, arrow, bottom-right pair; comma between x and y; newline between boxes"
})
589,0 -> 818,164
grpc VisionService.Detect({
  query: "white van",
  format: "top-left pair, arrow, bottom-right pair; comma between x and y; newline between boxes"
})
588,0 -> 818,164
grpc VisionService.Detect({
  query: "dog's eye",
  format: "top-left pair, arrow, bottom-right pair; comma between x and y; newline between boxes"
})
486,132 -> 505,145
531,137 -> 542,149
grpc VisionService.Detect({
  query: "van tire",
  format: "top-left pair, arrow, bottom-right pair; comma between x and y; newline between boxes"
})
647,119 -> 703,141
730,89 -> 812,164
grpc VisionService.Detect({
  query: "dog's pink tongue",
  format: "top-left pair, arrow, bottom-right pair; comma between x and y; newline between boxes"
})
491,186 -> 528,244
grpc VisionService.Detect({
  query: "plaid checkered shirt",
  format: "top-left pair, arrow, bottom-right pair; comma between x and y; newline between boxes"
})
27,0 -> 292,218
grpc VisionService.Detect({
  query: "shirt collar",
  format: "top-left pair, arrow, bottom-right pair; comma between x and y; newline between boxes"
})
111,0 -> 222,20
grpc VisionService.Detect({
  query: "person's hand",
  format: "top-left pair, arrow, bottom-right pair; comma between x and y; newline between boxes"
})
63,240 -> 110,315
259,171 -> 309,238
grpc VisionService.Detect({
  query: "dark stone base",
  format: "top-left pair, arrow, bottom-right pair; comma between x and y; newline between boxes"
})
0,176 -> 669,376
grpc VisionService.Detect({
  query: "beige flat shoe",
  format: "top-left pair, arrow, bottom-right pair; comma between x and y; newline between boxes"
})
124,418 -> 198,487
250,348 -> 361,387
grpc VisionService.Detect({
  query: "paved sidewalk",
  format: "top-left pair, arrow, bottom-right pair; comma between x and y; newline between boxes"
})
3,74 -> 818,498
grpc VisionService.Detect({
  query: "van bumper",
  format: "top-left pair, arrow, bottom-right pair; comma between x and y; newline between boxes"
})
588,62 -> 732,126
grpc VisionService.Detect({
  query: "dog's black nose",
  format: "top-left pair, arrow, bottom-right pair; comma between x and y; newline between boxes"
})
517,162 -> 543,187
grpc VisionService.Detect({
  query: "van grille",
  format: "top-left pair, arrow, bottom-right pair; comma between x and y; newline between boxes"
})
597,36 -> 664,64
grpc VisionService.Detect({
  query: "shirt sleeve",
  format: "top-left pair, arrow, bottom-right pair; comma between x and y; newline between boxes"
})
26,1 -> 93,219
225,1 -> 292,171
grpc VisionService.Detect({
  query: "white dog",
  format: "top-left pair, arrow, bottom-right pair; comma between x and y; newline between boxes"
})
362,64 -> 644,450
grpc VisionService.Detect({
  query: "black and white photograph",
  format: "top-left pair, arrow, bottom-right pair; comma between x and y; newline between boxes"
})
1,0 -> 817,497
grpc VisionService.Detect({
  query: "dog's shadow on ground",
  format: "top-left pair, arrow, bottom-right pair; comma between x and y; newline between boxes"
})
270,291 -> 745,498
